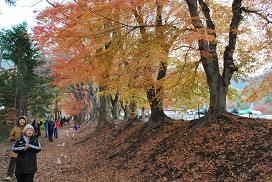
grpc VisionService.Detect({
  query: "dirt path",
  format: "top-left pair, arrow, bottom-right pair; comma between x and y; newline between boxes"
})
0,143 -> 12,182
35,126 -> 77,182
0,125 -> 77,182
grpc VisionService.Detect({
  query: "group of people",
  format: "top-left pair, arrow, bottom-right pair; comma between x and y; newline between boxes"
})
4,115 -> 71,182
43,116 -> 70,142
4,116 -> 41,182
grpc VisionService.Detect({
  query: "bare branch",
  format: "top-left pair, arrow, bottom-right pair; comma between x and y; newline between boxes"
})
19,0 -> 42,7
89,8 -> 136,28
241,7 -> 272,24
222,0 -> 242,86
45,0 -> 55,7
198,0 -> 217,53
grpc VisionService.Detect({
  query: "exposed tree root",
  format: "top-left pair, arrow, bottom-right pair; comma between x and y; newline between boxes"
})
146,114 -> 174,130
188,112 -> 235,137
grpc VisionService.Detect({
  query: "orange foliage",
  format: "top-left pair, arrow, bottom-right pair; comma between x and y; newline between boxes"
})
59,93 -> 86,116
33,0 -> 272,111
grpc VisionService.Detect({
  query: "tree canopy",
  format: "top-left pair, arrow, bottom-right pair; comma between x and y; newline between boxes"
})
0,23 -> 54,117
33,0 -> 272,126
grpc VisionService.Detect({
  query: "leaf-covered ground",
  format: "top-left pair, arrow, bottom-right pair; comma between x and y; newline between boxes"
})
0,124 -> 14,181
0,142 -> 12,182
1,114 -> 272,181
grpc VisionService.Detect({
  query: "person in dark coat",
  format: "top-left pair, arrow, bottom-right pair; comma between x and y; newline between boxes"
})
32,119 -> 42,139
12,124 -> 41,182
61,116 -> 67,127
47,119 -> 55,142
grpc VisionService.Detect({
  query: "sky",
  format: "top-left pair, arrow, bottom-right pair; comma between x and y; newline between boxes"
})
0,0 -> 50,69
0,0 -> 49,30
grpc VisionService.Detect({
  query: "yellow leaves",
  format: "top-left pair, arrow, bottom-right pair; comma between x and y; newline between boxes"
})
227,87 -> 240,102
243,72 -> 272,102
163,61 -> 209,109
33,0 -> 272,114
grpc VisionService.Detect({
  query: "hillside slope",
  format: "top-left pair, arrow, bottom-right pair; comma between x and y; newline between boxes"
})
35,114 -> 272,182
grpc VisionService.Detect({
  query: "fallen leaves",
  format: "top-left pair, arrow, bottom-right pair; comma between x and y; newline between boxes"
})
23,115 -> 272,181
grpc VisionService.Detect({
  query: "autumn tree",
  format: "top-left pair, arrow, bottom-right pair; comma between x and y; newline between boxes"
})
185,0 -> 272,129
34,0 -> 198,126
34,0 -> 271,130
243,70 -> 272,102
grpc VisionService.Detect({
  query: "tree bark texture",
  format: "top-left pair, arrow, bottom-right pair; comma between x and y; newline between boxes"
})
110,92 -> 120,120
186,0 -> 242,123
97,86 -> 111,130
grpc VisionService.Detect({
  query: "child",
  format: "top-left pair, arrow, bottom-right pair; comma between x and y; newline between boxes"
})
12,124 -> 41,182
74,122 -> 80,132
5,116 -> 27,182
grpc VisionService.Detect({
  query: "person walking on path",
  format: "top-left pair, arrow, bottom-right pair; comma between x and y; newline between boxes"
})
43,119 -> 48,138
54,118 -> 61,138
74,122 -> 80,132
12,124 -> 41,182
61,116 -> 67,127
47,119 -> 55,142
32,119 -> 42,139
4,116 -> 27,182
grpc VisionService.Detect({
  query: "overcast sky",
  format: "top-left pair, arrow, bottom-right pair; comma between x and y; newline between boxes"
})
0,0 -> 50,30
0,0 -> 51,69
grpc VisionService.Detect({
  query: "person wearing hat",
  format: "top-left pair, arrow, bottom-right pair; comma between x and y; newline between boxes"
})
5,116 -> 27,182
12,124 -> 41,182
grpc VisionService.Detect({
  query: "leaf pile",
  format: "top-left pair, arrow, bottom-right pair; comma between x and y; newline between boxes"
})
35,115 -> 272,181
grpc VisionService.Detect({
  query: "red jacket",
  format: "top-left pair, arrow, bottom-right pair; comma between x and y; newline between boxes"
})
55,120 -> 61,129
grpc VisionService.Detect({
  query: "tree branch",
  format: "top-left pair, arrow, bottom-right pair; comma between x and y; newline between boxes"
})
19,0 -> 42,7
241,7 -> 272,25
198,0 -> 217,52
222,0 -> 242,86
45,0 -> 55,7
89,8 -> 136,28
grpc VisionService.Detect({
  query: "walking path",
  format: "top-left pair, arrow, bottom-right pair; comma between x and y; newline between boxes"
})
0,125 -> 76,182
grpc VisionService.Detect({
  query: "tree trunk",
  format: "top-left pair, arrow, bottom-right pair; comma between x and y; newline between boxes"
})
206,73 -> 227,117
81,112 -> 85,123
120,101 -> 129,120
146,60 -> 170,122
74,115 -> 79,122
133,3 -> 170,125
23,93 -> 28,117
110,92 -> 120,120
186,0 -> 242,132
88,83 -> 99,122
147,86 -> 168,122
97,87 -> 111,130
186,0 -> 242,115
79,106 -> 87,123
128,97 -> 137,121
190,72 -> 228,130
90,95 -> 99,122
